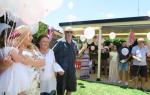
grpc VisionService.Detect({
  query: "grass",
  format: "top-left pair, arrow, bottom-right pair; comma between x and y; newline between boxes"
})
73,80 -> 150,95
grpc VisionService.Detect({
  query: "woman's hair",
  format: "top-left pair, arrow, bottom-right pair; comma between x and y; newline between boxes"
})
15,25 -> 30,42
12,25 -> 33,49
36,34 -> 49,48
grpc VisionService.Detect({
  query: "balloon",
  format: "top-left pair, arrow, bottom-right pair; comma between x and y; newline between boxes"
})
44,0 -> 63,11
121,48 -> 129,56
0,23 -> 11,35
109,32 -> 116,39
0,8 -> 6,17
147,32 -> 150,40
67,14 -> 77,21
148,10 -> 150,17
0,0 -> 64,25
84,27 -> 95,39
80,35 -> 86,42
29,23 -> 39,34
17,0 -> 49,25
0,0 -> 19,14
68,1 -> 74,9
47,27 -> 55,40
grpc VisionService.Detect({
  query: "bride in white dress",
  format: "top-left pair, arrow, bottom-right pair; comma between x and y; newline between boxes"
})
0,29 -> 31,95
16,25 -> 45,95
108,46 -> 119,83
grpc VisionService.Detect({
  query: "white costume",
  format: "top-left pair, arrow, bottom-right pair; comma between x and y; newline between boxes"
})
22,49 -> 42,95
0,47 -> 30,95
109,51 -> 119,83
40,49 -> 64,93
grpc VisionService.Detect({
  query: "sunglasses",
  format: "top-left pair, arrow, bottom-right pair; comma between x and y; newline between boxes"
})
65,31 -> 73,34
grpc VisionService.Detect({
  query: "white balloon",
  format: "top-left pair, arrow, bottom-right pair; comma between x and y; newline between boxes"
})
0,0 -> 19,14
80,35 -> 86,42
147,32 -> 150,40
84,27 -> 95,39
67,14 -> 77,22
68,1 -> 74,9
121,48 -> 129,56
0,8 -> 6,17
0,0 -> 64,25
18,0 -> 48,25
109,32 -> 116,39
148,10 -> 150,17
29,23 -> 39,34
44,0 -> 63,11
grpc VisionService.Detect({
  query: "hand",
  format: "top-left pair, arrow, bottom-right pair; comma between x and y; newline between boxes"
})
58,71 -> 64,76
35,59 -> 45,67
137,58 -> 142,62
22,56 -> 34,65
3,56 -> 13,66
147,52 -> 150,57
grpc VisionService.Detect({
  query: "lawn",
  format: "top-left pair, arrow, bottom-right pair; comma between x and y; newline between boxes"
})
73,80 -> 150,95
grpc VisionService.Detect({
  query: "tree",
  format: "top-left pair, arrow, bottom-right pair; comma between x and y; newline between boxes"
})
33,21 -> 48,43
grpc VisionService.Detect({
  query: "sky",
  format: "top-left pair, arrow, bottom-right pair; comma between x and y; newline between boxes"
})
42,0 -> 150,31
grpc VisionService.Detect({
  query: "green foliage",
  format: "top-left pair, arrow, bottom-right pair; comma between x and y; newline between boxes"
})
104,38 -> 126,46
33,22 -> 48,41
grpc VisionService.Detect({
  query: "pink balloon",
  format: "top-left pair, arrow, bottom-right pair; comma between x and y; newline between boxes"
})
17,0 -> 48,25
0,0 -> 63,25
47,27 -> 56,40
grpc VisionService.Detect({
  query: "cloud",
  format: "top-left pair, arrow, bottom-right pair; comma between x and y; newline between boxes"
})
67,14 -> 77,21
148,10 -> 150,17
68,1 -> 74,9
105,13 -> 116,18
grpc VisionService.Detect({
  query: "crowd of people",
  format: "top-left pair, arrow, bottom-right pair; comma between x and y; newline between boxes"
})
1,19 -> 150,95
102,38 -> 150,89
0,23 -> 77,95
78,37 -> 150,89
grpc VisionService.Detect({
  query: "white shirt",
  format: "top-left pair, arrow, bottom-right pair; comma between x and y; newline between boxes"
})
40,49 -> 56,93
132,45 -> 148,66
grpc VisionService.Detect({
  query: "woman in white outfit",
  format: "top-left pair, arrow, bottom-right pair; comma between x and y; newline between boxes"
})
108,46 -> 119,83
0,27 -> 31,95
38,35 -> 64,95
16,25 -> 45,95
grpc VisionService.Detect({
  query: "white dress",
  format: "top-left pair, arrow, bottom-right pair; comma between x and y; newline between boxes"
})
40,49 -> 64,93
0,47 -> 30,95
108,51 -> 119,83
22,49 -> 42,95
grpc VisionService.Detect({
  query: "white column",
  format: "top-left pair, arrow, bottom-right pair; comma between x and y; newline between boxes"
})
97,26 -> 102,81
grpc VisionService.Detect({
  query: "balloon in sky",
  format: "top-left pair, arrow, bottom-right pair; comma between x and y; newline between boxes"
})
68,1 -> 74,9
0,0 -> 19,15
29,23 -> 39,34
0,7 -> 6,17
0,0 -> 64,25
44,0 -> 63,11
148,10 -> 150,17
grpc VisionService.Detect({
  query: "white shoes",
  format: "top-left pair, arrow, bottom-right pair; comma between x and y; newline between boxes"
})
118,80 -> 122,84
118,80 -> 128,86
125,82 -> 128,86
